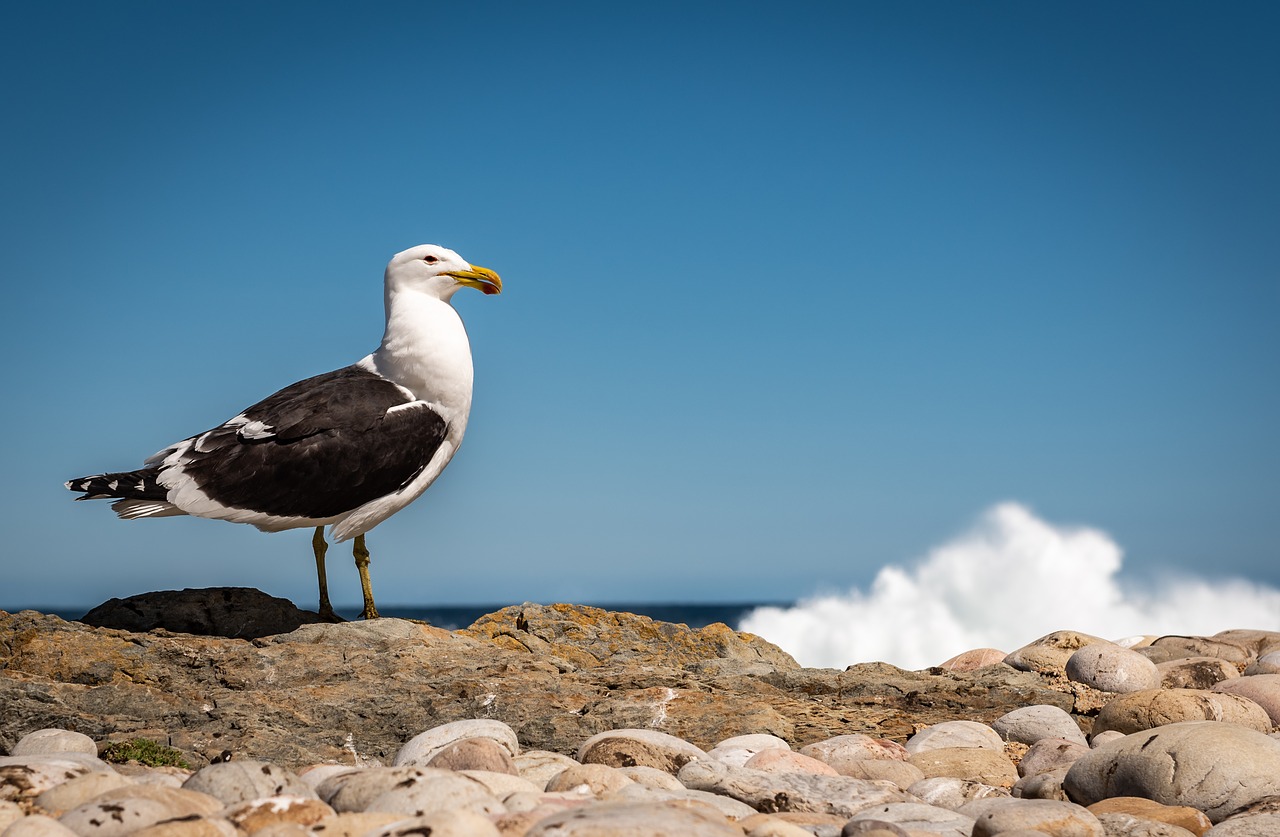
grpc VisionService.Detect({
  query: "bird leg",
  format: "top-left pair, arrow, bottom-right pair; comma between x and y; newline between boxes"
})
353,534 -> 380,619
312,527 -> 342,622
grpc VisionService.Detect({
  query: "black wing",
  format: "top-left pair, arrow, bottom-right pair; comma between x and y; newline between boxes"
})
177,365 -> 448,519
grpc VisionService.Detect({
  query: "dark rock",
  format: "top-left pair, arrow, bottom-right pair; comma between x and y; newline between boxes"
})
79,588 -> 325,640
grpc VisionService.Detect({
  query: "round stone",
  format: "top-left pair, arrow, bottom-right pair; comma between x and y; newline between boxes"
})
577,729 -> 708,774
393,720 -> 520,767
832,760 -> 925,789
1157,657 -> 1240,690
182,761 -> 316,805
1086,797 -> 1211,834
1066,645 -> 1162,694
1212,675 -> 1280,725
907,777 -> 1010,810
846,801 -> 975,836
35,771 -> 134,815
1092,688 -> 1272,735
11,730 -> 97,758
970,798 -> 1104,836
1018,738 -> 1090,778
545,763 -> 635,795
801,734 -> 909,766
221,795 -> 335,832
4,814 -> 82,837
993,705 -> 1088,747
58,786 -> 223,837
1064,721 -> 1280,823
937,648 -> 1008,672
743,749 -> 838,776
363,771 -> 504,817
512,750 -> 581,790
906,721 -> 1004,754
524,800 -> 743,836
1005,631 -> 1114,676
907,748 -> 1018,787
426,737 -> 518,774
364,809 -> 501,837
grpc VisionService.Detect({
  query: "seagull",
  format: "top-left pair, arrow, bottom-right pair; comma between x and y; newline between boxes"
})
66,244 -> 502,620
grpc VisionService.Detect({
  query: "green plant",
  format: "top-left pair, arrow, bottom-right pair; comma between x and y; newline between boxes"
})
99,738 -> 192,769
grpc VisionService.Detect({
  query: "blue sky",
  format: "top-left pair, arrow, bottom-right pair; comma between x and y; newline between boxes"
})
2,2 -> 1277,614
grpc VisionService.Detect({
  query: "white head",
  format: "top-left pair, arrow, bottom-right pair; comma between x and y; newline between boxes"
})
384,244 -> 503,303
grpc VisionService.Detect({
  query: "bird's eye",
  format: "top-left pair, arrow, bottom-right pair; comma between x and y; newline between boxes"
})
422,255 -> 439,264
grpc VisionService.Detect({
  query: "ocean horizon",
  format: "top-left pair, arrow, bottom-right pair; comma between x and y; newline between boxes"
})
19,601 -> 789,633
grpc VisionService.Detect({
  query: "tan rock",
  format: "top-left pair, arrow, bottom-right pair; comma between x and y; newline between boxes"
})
221,795 -> 335,833
545,763 -> 636,796
1087,796 -> 1211,835
3,814 -> 82,837
743,749 -> 838,776
1157,657 -> 1240,690
1004,631 -> 1114,675
523,800 -> 742,836
937,649 -> 1008,672
830,759 -> 925,789
132,819 -> 240,837
426,738 -> 519,774
907,747 -> 1018,787
1140,635 -> 1254,666
577,729 -> 707,774
35,771 -> 134,815
1092,688 -> 1272,735
306,812 -> 409,837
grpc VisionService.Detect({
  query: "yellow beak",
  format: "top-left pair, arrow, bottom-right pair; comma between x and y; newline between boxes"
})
447,264 -> 503,296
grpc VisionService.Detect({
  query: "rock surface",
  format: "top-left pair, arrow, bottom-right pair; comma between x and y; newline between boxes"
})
5,594 -> 1280,836
0,600 -> 1076,765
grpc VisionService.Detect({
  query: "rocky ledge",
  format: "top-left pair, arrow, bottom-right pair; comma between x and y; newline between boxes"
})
2,590 -> 1280,835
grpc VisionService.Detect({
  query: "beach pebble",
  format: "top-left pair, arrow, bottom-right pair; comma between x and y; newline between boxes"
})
221,795 -> 334,833
846,801 -> 975,836
10,730 -> 97,758
426,737 -> 518,774
393,719 -> 520,767
4,814 -> 82,837
513,750 -> 581,789
1012,767 -> 1070,801
1157,657 -> 1240,690
677,758 -> 908,818
993,705 -> 1088,746
830,759 -> 925,789
1005,631 -> 1113,675
1139,636 -> 1253,666
840,822 -> 912,837
361,771 -> 505,817
182,760 -> 316,805
1244,651 -> 1280,675
523,799 -> 743,836
801,734 -> 909,766
1090,730 -> 1125,747
905,721 -> 1003,754
1018,738 -> 1089,778
1212,674 -> 1280,725
0,757 -> 106,802
1205,806 -> 1280,836
364,808 -> 501,837
128,818 -> 240,837
1064,721 -> 1280,822
1094,811 -> 1198,835
295,765 -> 353,790
35,770 -> 134,814
317,767 -> 451,812
282,812 -> 403,837
1,801 -> 24,833
712,733 -> 792,760
459,769 -> 540,798
58,785 -> 223,837
615,765 -> 685,791
1092,688 -> 1272,735
1066,645 -> 1162,693
970,798 -> 1104,836
545,763 -> 635,795
907,747 -> 1018,787
744,748 -> 839,775
937,648 -> 1008,671
577,729 -> 708,774
741,811 -> 848,835
907,777 -> 1010,809
611,782 -> 757,819
1086,797 -> 1212,834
